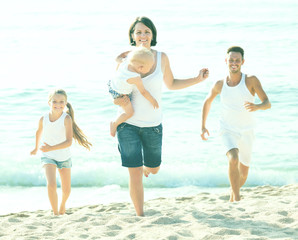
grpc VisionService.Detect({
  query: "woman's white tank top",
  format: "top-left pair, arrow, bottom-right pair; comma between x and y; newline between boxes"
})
220,73 -> 255,132
124,51 -> 163,127
42,112 -> 71,161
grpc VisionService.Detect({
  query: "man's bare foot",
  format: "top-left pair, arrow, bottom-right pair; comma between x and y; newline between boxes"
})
143,166 -> 150,177
110,122 -> 117,137
230,188 -> 241,202
59,204 -> 66,215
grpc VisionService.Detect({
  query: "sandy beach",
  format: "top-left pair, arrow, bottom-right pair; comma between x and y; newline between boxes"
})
1,184 -> 297,240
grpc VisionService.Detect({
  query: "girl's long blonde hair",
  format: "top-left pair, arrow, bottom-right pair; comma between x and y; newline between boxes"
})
49,89 -> 92,150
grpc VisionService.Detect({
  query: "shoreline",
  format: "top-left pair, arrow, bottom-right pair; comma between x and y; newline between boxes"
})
1,184 -> 297,239
0,185 -> 228,216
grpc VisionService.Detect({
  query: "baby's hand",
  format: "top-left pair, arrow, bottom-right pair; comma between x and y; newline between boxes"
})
152,99 -> 159,109
116,51 -> 130,63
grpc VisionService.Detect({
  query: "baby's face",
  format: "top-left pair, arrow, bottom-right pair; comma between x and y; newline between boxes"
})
138,61 -> 154,74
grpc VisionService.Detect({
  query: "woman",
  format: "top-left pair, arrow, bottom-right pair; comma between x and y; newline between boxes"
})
114,16 -> 209,216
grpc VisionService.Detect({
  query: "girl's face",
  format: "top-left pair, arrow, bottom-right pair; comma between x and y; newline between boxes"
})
132,23 -> 153,49
49,94 -> 67,113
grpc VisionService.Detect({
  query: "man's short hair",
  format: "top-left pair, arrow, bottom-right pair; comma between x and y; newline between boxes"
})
227,46 -> 244,59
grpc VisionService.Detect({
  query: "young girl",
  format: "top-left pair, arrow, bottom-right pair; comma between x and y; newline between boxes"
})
108,47 -> 159,137
30,89 -> 91,215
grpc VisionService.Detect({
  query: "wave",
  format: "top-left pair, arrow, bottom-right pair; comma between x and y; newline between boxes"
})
1,164 -> 296,188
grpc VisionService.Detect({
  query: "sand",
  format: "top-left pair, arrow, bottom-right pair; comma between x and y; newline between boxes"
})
0,184 -> 297,240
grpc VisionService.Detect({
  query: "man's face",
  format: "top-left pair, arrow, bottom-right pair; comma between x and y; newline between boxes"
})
225,52 -> 244,73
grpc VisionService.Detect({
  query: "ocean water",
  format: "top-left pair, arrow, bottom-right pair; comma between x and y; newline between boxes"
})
0,0 -> 297,215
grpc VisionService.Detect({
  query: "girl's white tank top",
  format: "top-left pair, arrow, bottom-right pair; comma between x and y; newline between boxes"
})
220,73 -> 255,133
42,112 -> 71,161
124,51 -> 163,127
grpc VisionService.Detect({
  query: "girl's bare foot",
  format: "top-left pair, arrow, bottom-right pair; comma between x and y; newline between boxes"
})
229,188 -> 234,202
110,122 -> 117,137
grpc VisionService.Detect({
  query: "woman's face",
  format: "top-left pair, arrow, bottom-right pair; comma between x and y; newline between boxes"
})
132,22 -> 153,48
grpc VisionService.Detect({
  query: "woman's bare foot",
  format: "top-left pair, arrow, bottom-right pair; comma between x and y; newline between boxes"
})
59,204 -> 66,215
143,166 -> 150,177
52,211 -> 59,216
110,122 -> 117,137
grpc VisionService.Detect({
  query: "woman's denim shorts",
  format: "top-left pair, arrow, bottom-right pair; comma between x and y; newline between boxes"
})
41,157 -> 72,169
117,123 -> 162,168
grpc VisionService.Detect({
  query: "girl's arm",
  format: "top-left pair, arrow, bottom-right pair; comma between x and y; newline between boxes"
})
30,117 -> 43,155
127,77 -> 159,109
162,52 -> 209,90
40,115 -> 73,152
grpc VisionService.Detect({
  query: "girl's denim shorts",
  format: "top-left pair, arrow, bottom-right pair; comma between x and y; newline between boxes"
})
41,157 -> 72,169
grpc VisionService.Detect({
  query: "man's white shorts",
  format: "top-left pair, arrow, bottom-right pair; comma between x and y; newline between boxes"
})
220,129 -> 255,167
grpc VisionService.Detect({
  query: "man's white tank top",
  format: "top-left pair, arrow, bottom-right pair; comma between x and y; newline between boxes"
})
42,112 -> 71,161
124,51 -> 163,127
220,73 -> 255,133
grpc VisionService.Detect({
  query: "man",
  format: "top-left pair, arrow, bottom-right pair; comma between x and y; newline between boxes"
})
201,46 -> 271,201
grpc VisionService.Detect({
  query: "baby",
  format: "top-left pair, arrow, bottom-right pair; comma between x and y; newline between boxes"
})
108,47 -> 159,137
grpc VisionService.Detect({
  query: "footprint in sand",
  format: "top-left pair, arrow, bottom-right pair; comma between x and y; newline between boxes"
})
151,216 -> 189,225
177,229 -> 193,237
216,229 -> 241,235
237,207 -> 245,212
126,233 -> 136,239
17,213 -> 30,218
210,213 -> 226,219
145,209 -> 161,216
277,210 -> 288,216
105,231 -> 119,237
43,232 -> 55,237
26,225 -> 37,230
76,216 -> 89,222
8,218 -> 22,223
79,234 -> 89,239
107,224 -> 122,230
278,217 -> 295,224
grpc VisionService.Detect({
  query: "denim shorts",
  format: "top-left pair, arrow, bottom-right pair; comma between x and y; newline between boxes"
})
117,123 -> 162,168
41,157 -> 72,169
